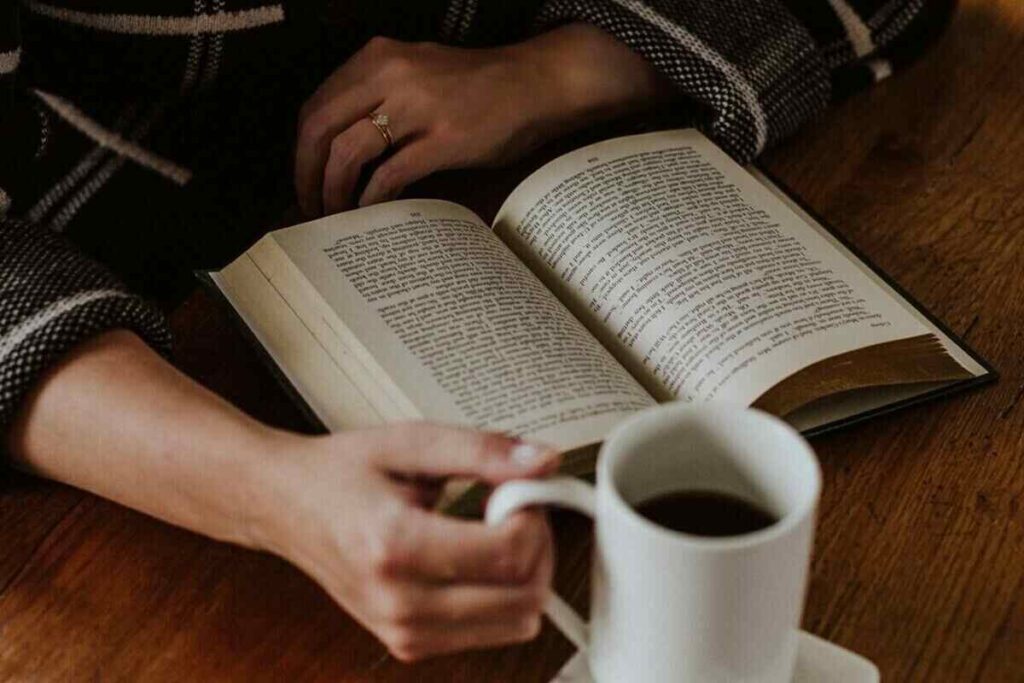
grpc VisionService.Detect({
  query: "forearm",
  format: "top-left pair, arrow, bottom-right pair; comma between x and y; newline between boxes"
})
6,329 -> 277,549
3,330 -> 565,660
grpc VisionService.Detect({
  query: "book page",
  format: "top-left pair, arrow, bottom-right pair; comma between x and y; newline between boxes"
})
268,199 -> 655,449
209,257 -> 386,431
754,168 -> 987,378
494,130 -> 961,406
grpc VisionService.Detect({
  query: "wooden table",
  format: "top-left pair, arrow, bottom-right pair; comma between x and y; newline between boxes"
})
2,1 -> 1023,679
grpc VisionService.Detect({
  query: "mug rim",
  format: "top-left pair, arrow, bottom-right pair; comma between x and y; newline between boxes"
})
597,403 -> 822,551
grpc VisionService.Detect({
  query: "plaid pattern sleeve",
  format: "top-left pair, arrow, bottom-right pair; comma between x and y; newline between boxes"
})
0,0 -> 956,434
0,3 -> 171,431
1,0 -> 40,211
524,0 -> 956,162
0,218 -> 172,428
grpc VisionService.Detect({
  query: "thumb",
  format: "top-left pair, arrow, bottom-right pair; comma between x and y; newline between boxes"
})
371,422 -> 561,484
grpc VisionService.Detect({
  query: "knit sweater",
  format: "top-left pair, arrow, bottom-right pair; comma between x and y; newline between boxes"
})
0,0 -> 955,431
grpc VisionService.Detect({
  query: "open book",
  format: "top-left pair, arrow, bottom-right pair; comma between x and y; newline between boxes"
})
207,130 -> 993,491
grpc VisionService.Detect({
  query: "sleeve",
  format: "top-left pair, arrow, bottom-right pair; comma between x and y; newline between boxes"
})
455,0 -> 955,162
0,3 -> 171,431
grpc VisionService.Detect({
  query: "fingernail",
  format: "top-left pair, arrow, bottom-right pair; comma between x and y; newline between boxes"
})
510,442 -> 550,467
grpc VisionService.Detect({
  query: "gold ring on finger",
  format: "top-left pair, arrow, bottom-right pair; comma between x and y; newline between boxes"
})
368,111 -> 394,149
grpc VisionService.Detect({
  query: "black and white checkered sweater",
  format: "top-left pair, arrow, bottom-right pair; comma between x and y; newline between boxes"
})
0,0 -> 954,431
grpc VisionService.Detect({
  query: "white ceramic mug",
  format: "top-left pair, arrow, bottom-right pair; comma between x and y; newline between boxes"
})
486,404 -> 821,683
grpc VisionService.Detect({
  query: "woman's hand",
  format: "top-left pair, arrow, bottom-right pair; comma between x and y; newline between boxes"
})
10,331 -> 559,662
295,24 -> 667,216
251,422 -> 560,662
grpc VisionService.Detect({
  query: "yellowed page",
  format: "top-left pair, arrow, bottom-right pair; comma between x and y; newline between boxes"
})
493,130 -> 968,407
268,199 -> 654,449
752,334 -> 972,416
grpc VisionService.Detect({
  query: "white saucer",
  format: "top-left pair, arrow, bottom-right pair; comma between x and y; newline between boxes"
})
551,630 -> 879,682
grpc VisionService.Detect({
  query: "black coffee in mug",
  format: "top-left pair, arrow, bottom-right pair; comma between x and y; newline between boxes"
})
635,489 -> 778,537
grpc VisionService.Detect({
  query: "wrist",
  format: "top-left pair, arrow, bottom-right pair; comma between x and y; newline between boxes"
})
237,425 -> 324,558
503,23 -> 668,131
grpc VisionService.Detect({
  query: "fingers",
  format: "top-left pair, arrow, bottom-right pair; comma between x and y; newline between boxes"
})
388,611 -> 544,663
294,83 -> 380,217
399,574 -> 547,625
372,422 -> 561,484
299,97 -> 429,215
316,112 -> 439,214
321,117 -> 391,215
371,507 -> 553,584
375,529 -> 553,662
358,138 -> 443,207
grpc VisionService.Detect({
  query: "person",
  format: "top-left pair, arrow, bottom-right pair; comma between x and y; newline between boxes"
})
0,0 -> 954,662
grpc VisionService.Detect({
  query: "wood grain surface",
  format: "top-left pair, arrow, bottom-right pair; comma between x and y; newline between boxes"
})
2,1 -> 1023,679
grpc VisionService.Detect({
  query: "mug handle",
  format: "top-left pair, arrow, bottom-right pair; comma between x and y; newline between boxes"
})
485,477 -> 596,651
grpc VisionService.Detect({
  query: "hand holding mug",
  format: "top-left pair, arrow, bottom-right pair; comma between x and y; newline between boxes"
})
253,423 -> 560,661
